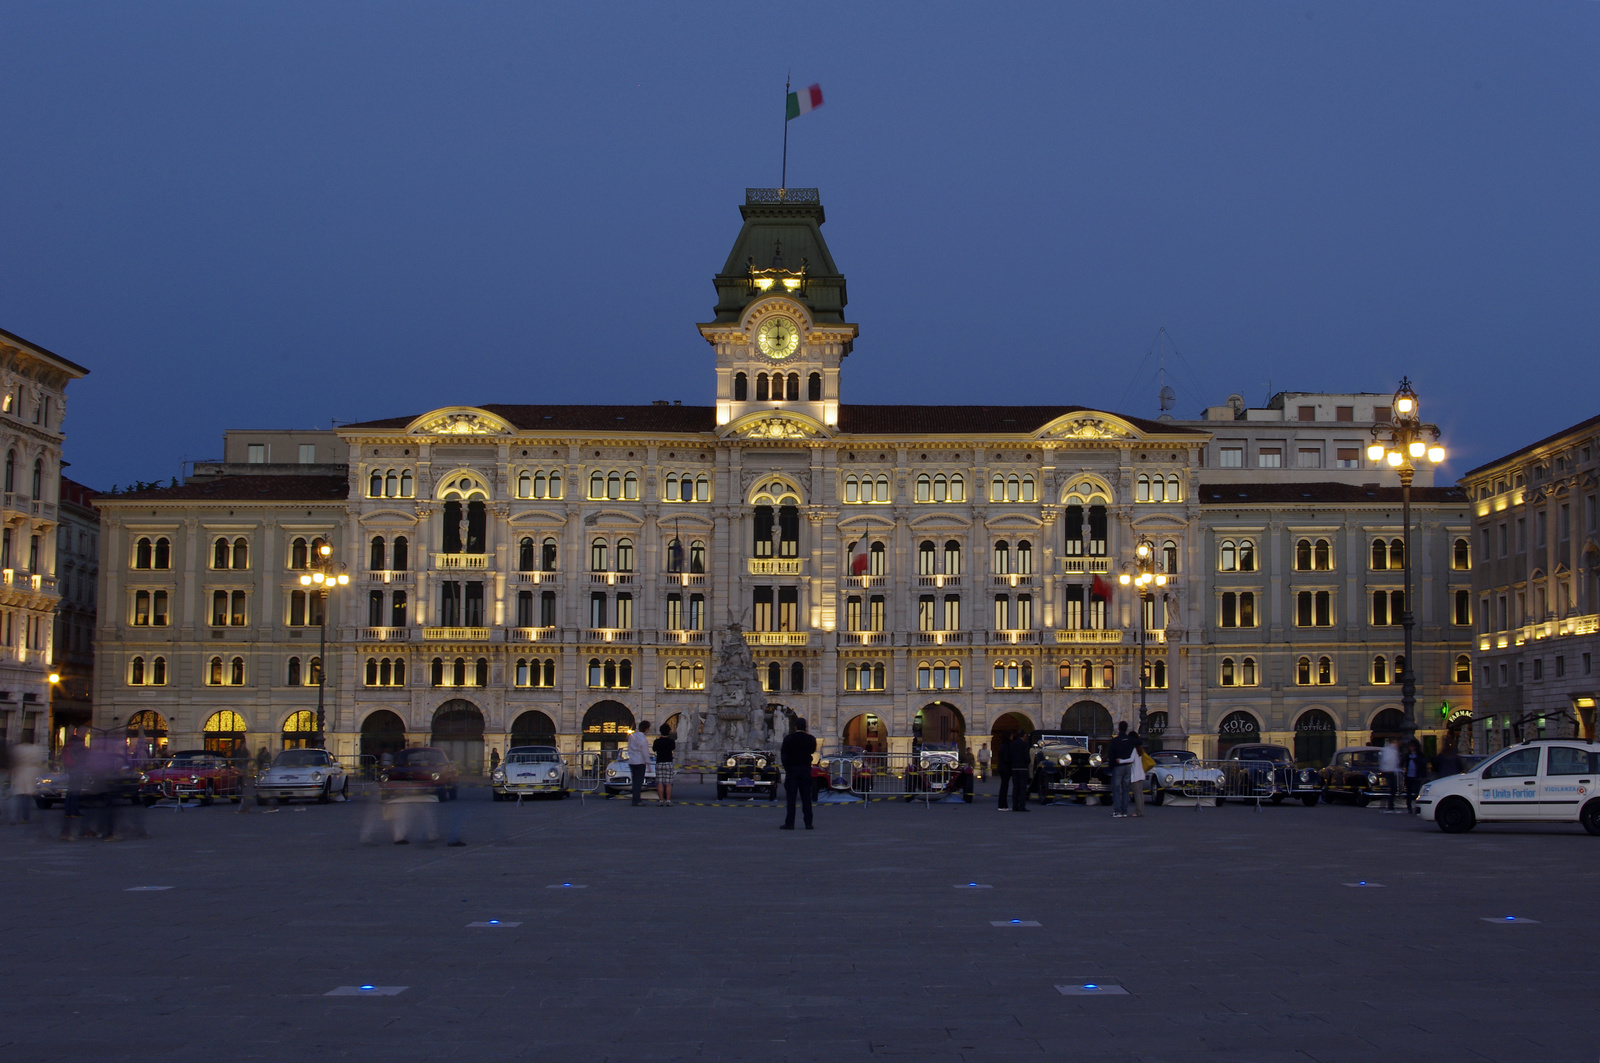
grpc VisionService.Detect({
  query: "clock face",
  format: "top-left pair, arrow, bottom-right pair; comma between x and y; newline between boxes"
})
757,317 -> 800,360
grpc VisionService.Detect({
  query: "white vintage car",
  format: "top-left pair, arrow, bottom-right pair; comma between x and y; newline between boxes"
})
1145,750 -> 1226,805
491,745 -> 568,800
254,748 -> 348,804
1419,740 -> 1600,834
603,756 -> 656,797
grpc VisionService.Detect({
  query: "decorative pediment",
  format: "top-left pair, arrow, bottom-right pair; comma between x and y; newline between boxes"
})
1037,413 -> 1139,442
724,412 -> 827,441
358,509 -> 422,525
406,407 -> 515,437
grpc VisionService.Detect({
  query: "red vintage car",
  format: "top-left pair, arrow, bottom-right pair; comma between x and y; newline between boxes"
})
378,747 -> 460,801
139,750 -> 244,806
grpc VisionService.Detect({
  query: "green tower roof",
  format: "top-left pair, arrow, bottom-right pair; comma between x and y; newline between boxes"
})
709,188 -> 849,325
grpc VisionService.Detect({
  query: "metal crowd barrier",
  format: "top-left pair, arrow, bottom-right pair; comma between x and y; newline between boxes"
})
561,752 -> 605,804
1162,758 -> 1277,809
844,753 -> 971,806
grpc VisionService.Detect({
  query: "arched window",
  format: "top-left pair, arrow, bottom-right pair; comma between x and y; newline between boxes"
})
1296,539 -> 1312,571
1455,654 -> 1472,683
808,372 -> 821,400
1167,474 -> 1182,501
1453,538 -> 1470,570
4,449 -> 15,492
232,537 -> 248,569
542,537 -> 558,571
154,537 -> 171,569
755,373 -> 769,401
214,537 -> 230,570
1161,540 -> 1178,573
918,541 -> 936,575
1017,540 -> 1033,575
734,372 -> 747,401
432,657 -> 445,686
365,659 -> 380,686
476,658 -> 489,686
1296,656 -> 1312,685
370,536 -> 385,571
591,538 -> 608,572
768,661 -> 782,692
1136,474 -> 1151,502
31,458 -> 41,499
790,661 -> 805,692
1151,475 -> 1166,502
381,470 -> 396,497
868,541 -> 886,576
453,657 -> 467,686
152,657 -> 167,685
392,536 -> 409,571
917,474 -> 932,502
135,537 -> 152,569
589,471 -> 605,499
399,470 -> 413,497
1390,538 -> 1405,569
689,540 -> 705,573
519,537 -> 535,571
1219,540 -> 1236,572
230,657 -> 245,685
623,472 -> 639,500
291,537 -> 309,569
606,472 -> 622,499
517,471 -> 531,498
944,540 -> 962,575
1372,655 -> 1389,684
208,656 -> 223,685
1317,656 -> 1333,685
786,373 -> 799,401
369,470 -> 383,497
288,657 -> 302,686
1221,657 -> 1236,686
130,656 -> 146,685
308,657 -> 323,685
1371,539 -> 1388,570
874,474 -> 890,502
1241,657 -> 1257,686
1314,538 -> 1331,571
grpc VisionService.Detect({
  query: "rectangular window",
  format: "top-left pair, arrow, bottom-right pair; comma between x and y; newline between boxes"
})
994,595 -> 1010,631
1297,448 -> 1322,468
231,590 -> 247,626
1534,658 -> 1544,681
752,586 -> 773,631
298,444 -> 316,464
517,590 -> 535,628
1560,503 -> 1571,541
666,593 -> 683,630
846,595 -> 862,632
615,593 -> 634,630
464,581 -> 485,626
589,592 -> 607,628
1219,447 -> 1243,468
1297,405 -> 1315,422
1336,406 -> 1354,422
944,595 -> 960,631
440,581 -> 461,626
392,591 -> 407,627
1516,518 -> 1526,553
541,591 -> 557,628
868,595 -> 885,632
1257,447 -> 1282,468
1016,594 -> 1032,630
1373,406 -> 1391,423
1454,589 -> 1471,626
1556,655 -> 1566,678
777,587 -> 798,632
247,444 -> 266,463
1536,510 -> 1547,547
918,595 -> 936,632
1336,448 -> 1360,469
369,589 -> 384,627
1498,524 -> 1508,558
1297,590 -> 1332,626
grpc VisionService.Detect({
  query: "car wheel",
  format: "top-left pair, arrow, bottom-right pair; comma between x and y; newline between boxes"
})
201,783 -> 215,807
449,785 -> 459,801
1580,799 -> 1600,837
1099,793 -> 1112,806
1355,792 -> 1371,808
1301,794 -> 1319,807
1270,794 -> 1285,805
557,789 -> 569,800
339,778 -> 349,798
716,785 -> 728,800
34,797 -> 51,810
317,781 -> 332,804
1436,797 -> 1476,834
1148,784 -> 1164,806
768,785 -> 778,801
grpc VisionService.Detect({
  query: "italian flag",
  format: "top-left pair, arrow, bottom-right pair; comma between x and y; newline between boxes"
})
787,83 -> 823,120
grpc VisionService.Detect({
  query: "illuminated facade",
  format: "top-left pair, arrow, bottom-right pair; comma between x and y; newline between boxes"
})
90,190 -> 1470,765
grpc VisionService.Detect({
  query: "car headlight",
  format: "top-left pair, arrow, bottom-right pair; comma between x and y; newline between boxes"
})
755,757 -> 768,769
138,773 -> 148,783
190,775 -> 201,784
311,772 -> 324,782
1419,782 -> 1432,795
725,757 -> 737,768
1089,755 -> 1103,767
491,770 -> 505,782
430,772 -> 440,781
1367,772 -> 1382,785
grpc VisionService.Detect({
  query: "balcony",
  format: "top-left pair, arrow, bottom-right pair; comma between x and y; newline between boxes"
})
1060,557 -> 1111,574
748,558 -> 805,576
661,629 -> 709,645
1513,614 -> 1600,644
1053,629 -> 1126,645
840,631 -> 890,646
990,629 -> 1039,645
434,552 -> 488,570
362,626 -> 411,641
991,574 -> 1036,588
422,626 -> 491,641
367,570 -> 414,584
506,626 -> 559,643
914,630 -> 969,646
743,631 -> 812,647
516,570 -> 559,585
588,571 -> 634,586
917,575 -> 961,588
583,628 -> 636,643
845,574 -> 887,589
32,500 -> 55,522
663,572 -> 707,586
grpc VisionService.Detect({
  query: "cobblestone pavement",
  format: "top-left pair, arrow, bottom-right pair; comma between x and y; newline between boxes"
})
3,781 -> 1595,1063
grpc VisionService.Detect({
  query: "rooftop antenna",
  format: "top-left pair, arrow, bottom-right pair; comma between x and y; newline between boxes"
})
1155,327 -> 1176,413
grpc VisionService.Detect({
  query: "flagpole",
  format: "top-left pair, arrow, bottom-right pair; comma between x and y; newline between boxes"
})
781,74 -> 790,191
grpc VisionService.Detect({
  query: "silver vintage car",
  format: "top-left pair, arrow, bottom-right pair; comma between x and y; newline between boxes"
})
492,745 -> 568,800
254,748 -> 348,804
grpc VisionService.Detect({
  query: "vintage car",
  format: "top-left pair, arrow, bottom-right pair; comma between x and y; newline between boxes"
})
1144,749 -> 1225,805
716,750 -> 780,800
603,756 -> 656,797
1029,733 -> 1111,804
1220,743 -> 1323,806
1318,746 -> 1396,806
492,745 -> 568,800
378,747 -> 460,801
254,748 -> 347,804
140,750 -> 243,805
904,743 -> 973,801
1419,740 -> 1600,834
34,758 -> 144,809
818,746 -> 867,797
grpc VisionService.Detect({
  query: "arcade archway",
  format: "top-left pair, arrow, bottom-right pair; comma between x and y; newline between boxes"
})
1217,710 -> 1261,756
360,710 -> 406,760
281,710 -> 318,751
433,700 -> 486,775
202,710 -> 248,754
1293,709 -> 1337,768
913,702 -> 965,745
1369,708 -> 1406,748
510,710 -> 557,749
582,700 -> 635,752
125,710 -> 168,759
843,712 -> 887,753
1061,701 -> 1113,746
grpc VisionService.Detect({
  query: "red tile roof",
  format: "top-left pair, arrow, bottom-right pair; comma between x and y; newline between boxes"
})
1198,482 -> 1468,505
103,475 -> 349,503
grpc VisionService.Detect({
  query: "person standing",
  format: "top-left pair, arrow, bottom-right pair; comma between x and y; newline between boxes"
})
976,742 -> 991,782
1432,741 -> 1464,778
778,717 -> 818,830
1379,738 -> 1402,813
653,724 -> 676,807
994,735 -> 1012,810
1402,739 -> 1425,813
8,741 -> 42,824
1107,721 -> 1138,818
1005,731 -> 1033,812
626,722 -> 651,806
1129,734 -> 1150,817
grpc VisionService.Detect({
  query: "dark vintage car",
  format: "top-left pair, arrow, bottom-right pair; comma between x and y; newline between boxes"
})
379,747 -> 460,801
817,746 -> 868,798
35,755 -> 144,809
1029,732 -> 1111,804
139,750 -> 243,805
716,750 -> 780,800
904,742 -> 973,802
1221,743 -> 1323,806
1318,746 -> 1396,806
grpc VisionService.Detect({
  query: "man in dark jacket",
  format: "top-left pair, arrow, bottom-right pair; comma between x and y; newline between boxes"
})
994,735 -> 1012,810
779,718 -> 819,830
1005,732 -> 1033,812
1106,721 -> 1139,817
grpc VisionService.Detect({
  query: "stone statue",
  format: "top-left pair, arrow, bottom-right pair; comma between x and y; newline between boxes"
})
680,622 -> 776,753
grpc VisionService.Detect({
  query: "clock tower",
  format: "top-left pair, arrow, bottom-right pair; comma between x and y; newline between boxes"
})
700,188 -> 857,431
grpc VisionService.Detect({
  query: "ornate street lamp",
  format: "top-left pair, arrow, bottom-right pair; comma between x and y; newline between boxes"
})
1366,378 -> 1446,742
299,543 -> 349,749
1119,537 -> 1166,733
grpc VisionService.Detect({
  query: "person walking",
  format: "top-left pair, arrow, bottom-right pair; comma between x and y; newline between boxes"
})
1107,721 -> 1139,818
1432,741 -> 1464,778
653,724 -> 676,807
976,743 -> 991,782
993,735 -> 1012,810
8,740 -> 43,824
1130,735 -> 1151,817
1005,731 -> 1033,812
778,717 -> 818,830
1379,738 -> 1402,813
626,722 -> 651,806
1402,739 -> 1425,814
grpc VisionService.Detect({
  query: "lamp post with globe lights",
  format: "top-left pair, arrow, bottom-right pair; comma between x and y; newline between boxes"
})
1366,378 -> 1445,742
1118,537 -> 1167,734
298,543 -> 349,749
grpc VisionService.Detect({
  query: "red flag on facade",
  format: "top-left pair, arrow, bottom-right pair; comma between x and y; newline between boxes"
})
850,541 -> 870,575
1091,574 -> 1113,603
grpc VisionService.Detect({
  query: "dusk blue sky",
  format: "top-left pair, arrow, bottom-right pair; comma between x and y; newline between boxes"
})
1,3 -> 1595,490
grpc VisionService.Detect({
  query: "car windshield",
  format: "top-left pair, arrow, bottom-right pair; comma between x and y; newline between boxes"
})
163,756 -> 218,769
273,750 -> 328,768
1250,747 -> 1292,762
1342,751 -> 1381,768
507,747 -> 559,763
1152,751 -> 1195,764
395,750 -> 448,766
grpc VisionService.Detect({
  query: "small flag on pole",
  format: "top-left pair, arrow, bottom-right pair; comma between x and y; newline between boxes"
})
786,83 -> 823,120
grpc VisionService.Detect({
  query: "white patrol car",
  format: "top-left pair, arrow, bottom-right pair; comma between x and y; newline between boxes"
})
1418,740 -> 1600,834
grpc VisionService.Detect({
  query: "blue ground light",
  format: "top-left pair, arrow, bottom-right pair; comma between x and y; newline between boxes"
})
1083,984 -> 1098,990
488,920 -> 500,925
359,986 -> 375,992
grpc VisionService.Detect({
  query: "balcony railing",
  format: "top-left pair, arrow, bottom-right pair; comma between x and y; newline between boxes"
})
1053,629 -> 1125,644
422,626 -> 491,640
917,575 -> 961,588
992,574 -> 1036,588
990,629 -> 1039,645
516,570 -> 559,585
914,630 -> 969,646
1060,557 -> 1111,574
589,572 -> 634,586
664,573 -> 707,586
362,626 -> 411,641
583,628 -> 636,643
743,631 -> 812,646
661,629 -> 708,645
506,626 -> 559,642
367,570 -> 414,584
840,631 -> 889,646
845,574 -> 886,588
1516,614 -> 1600,643
748,558 -> 805,576
434,553 -> 488,570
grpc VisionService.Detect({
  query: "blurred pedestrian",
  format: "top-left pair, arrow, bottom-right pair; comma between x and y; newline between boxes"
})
1403,739 -> 1425,813
1432,741 -> 1464,778
994,735 -> 1012,810
1130,734 -> 1151,817
1005,731 -> 1032,812
653,725 -> 676,807
626,721 -> 651,806
778,717 -> 817,830
59,735 -> 86,840
8,741 -> 43,824
976,743 -> 990,781
256,746 -> 272,773
1107,721 -> 1138,818
1379,739 -> 1402,813
489,747 -> 500,774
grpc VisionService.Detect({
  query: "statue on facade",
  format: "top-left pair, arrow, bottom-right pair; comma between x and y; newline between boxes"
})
680,621 -> 775,753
